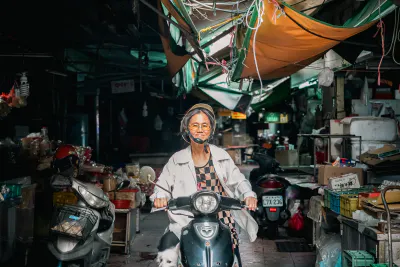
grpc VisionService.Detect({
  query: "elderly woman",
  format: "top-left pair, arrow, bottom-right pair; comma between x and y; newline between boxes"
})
150,103 -> 258,267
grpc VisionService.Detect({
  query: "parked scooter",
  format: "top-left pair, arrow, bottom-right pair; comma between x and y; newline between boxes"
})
47,145 -> 130,267
48,177 -> 129,267
247,147 -> 291,239
142,166 -> 244,267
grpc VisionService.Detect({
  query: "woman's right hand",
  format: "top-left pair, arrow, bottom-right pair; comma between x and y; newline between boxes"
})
154,198 -> 168,209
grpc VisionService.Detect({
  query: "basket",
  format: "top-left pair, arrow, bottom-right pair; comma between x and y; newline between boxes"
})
340,194 -> 359,218
343,250 -> 374,267
115,189 -> 139,208
103,176 -> 117,192
116,189 -> 138,200
50,205 -> 96,240
0,183 -> 22,199
111,199 -> 131,209
53,192 -> 78,207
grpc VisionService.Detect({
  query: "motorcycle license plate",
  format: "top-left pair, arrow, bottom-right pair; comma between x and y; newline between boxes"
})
262,196 -> 283,207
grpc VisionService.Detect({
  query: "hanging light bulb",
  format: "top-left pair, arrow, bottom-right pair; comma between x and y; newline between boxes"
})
142,101 -> 148,117
19,72 -> 30,97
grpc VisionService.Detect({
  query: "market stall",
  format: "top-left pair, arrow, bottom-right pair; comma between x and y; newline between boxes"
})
306,117 -> 400,267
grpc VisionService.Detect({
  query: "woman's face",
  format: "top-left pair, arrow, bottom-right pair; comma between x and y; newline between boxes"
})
188,111 -> 211,141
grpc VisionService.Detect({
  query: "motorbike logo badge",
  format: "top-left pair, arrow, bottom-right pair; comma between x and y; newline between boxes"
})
194,223 -> 218,240
200,226 -> 214,238
205,241 -> 210,247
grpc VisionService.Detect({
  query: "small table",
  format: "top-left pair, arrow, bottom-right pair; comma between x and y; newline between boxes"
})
111,208 -> 140,254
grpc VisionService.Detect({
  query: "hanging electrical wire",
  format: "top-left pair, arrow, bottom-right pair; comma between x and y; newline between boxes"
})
390,8 -> 400,65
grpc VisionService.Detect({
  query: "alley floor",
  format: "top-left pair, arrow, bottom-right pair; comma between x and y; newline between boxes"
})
107,211 -> 316,267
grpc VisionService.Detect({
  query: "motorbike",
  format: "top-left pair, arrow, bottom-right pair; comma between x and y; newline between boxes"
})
47,174 -> 130,267
141,166 -> 244,267
247,147 -> 291,239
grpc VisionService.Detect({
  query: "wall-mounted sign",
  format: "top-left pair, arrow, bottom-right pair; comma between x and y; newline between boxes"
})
265,112 -> 280,123
231,112 -> 246,119
265,112 -> 288,124
218,109 -> 246,119
111,79 -> 135,94
218,109 -> 232,117
280,114 -> 288,123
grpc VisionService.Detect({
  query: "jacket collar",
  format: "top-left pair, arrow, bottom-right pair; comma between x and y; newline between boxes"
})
175,144 -> 230,164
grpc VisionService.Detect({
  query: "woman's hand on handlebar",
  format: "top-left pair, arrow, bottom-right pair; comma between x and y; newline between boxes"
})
244,197 -> 257,211
154,198 -> 168,209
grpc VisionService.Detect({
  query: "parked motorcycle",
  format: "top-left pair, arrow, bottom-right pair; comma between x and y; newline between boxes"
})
142,166 -> 243,267
247,147 -> 291,239
47,170 -> 130,266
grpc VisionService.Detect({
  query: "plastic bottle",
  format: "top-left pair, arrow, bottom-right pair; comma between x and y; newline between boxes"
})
40,127 -> 51,157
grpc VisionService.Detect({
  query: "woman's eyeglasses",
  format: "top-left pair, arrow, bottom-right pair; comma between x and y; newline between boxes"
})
189,123 -> 211,131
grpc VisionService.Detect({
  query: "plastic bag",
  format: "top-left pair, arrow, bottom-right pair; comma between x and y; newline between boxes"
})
288,210 -> 304,231
318,67 -> 334,87
315,231 -> 342,267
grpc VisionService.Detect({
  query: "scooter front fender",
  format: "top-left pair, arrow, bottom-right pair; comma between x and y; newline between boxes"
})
48,235 -> 94,263
179,221 -> 238,267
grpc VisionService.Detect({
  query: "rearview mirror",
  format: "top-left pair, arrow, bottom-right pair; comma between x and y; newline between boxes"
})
139,166 -> 156,184
116,180 -> 131,191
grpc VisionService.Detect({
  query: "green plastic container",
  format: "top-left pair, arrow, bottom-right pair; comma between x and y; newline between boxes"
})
0,183 -> 22,199
343,250 -> 375,267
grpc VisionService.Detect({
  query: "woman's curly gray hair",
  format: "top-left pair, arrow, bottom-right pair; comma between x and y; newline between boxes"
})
180,106 -> 216,143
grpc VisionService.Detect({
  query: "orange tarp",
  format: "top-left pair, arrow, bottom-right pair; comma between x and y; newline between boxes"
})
158,0 -> 191,76
240,2 -> 376,80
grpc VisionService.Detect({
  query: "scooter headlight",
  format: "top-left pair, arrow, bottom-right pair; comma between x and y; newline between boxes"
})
78,186 -> 108,209
193,192 -> 219,214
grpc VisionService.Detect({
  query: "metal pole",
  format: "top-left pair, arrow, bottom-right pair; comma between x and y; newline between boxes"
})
96,88 -> 100,161
297,135 -> 300,178
327,137 -> 331,163
110,99 -> 113,145
313,137 -> 317,178
381,186 -> 400,267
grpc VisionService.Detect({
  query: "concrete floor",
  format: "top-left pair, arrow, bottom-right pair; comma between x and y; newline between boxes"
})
107,212 -> 316,267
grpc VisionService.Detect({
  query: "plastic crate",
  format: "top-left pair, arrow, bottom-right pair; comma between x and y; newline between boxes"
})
327,187 -> 374,214
340,194 -> 359,218
343,250 -> 374,267
330,190 -> 354,213
0,183 -> 22,199
53,192 -> 78,207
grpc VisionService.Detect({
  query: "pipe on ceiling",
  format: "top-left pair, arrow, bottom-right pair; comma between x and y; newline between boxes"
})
0,53 -> 53,58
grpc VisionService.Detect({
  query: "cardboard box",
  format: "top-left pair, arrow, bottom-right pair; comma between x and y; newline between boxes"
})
360,144 -> 400,166
227,149 -> 242,165
275,150 -> 298,166
318,165 -> 364,186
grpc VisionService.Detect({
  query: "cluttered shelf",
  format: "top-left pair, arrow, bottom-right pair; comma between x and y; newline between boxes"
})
308,141 -> 400,266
